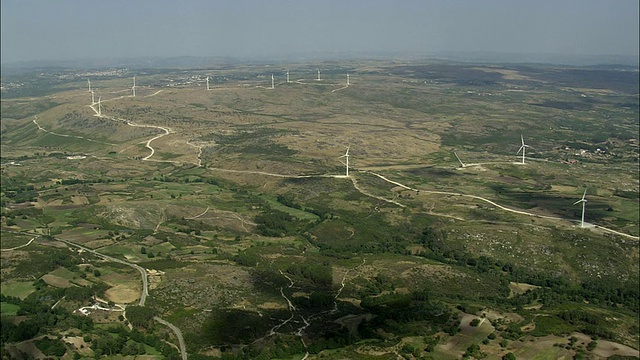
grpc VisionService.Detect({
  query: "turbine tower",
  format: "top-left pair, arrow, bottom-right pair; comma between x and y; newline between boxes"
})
317,69 -> 321,81
271,74 -> 275,89
91,90 -> 95,105
97,96 -> 102,116
573,188 -> 588,228
346,73 -> 350,86
132,76 -> 136,97
206,76 -> 210,91
454,152 -> 466,168
286,69 -> 290,83
340,145 -> 350,177
517,135 -> 530,164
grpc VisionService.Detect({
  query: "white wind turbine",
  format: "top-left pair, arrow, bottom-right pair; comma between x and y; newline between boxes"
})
286,69 -> 290,83
97,96 -> 102,116
346,73 -> 350,86
517,135 -> 530,164
206,76 -> 210,91
132,76 -> 136,97
91,90 -> 95,105
340,145 -> 350,177
87,79 -> 92,92
573,188 -> 588,228
317,69 -> 321,81
271,74 -> 275,89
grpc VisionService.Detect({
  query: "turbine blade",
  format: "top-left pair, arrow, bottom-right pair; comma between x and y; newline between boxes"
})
521,135 -> 525,146
517,146 -> 523,154
573,200 -> 582,205
582,188 -> 587,199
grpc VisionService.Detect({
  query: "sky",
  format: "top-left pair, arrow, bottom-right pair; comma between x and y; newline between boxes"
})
1,0 -> 638,64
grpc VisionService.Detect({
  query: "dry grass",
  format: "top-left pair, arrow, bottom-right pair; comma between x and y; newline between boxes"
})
104,284 -> 140,304
508,282 -> 541,298
41,274 -> 74,288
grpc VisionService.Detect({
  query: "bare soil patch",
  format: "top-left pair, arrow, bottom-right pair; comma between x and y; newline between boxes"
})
508,282 -> 540,298
593,338 -> 639,358
63,336 -> 91,353
258,302 -> 287,310
70,195 -> 89,205
105,284 -> 140,304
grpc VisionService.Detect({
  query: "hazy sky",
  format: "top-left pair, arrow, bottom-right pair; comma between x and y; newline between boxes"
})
1,0 -> 638,64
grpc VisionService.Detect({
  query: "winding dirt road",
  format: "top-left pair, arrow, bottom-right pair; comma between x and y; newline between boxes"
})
89,104 -> 172,162
366,171 -> 639,240
33,116 -> 115,145
1,237 -> 36,252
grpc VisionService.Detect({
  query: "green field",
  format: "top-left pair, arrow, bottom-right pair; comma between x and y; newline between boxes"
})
1,282 -> 36,300
0,302 -> 20,316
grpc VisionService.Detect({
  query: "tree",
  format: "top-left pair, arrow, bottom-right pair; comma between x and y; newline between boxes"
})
126,306 -> 156,329
502,353 -> 516,360
93,269 -> 101,277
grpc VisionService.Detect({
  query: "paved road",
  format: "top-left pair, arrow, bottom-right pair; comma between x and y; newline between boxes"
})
155,316 -> 187,360
54,237 -> 149,306
55,236 -> 187,359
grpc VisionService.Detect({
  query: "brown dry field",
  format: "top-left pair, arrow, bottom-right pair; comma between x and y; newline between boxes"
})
104,284 -> 140,304
41,274 -> 74,288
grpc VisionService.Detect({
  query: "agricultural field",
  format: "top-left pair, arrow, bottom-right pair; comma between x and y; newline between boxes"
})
1,59 -> 638,359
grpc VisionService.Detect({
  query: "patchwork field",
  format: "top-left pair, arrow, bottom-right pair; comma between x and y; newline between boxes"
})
1,60 -> 638,359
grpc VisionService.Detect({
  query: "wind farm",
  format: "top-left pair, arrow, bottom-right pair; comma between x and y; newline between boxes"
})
1,59 -> 638,360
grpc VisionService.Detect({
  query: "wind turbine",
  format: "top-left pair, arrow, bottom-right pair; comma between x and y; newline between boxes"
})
317,69 -> 321,81
132,76 -> 136,97
340,145 -> 350,177
91,90 -> 95,105
286,69 -> 290,83
573,188 -> 588,228
516,135 -> 530,164
87,79 -> 92,92
454,152 -> 466,168
346,73 -> 350,86
271,74 -> 275,89
206,76 -> 210,91
97,96 -> 102,116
